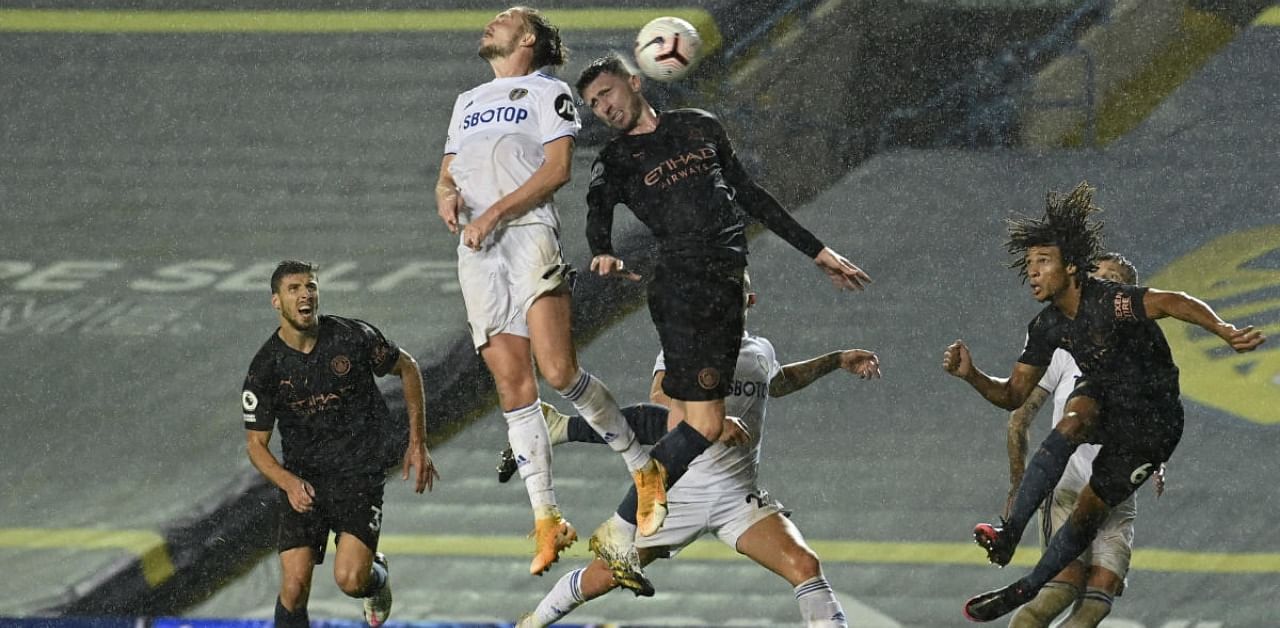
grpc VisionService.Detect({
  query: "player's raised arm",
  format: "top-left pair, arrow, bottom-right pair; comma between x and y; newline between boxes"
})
391,349 -> 439,493
714,116 -> 870,291
769,349 -> 880,398
942,339 -> 1045,411
1142,288 -> 1266,352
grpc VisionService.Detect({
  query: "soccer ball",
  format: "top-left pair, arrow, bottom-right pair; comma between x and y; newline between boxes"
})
633,17 -> 702,82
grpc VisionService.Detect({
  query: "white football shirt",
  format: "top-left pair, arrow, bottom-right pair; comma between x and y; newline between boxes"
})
654,332 -> 781,500
444,71 -> 580,229
1037,348 -> 1099,492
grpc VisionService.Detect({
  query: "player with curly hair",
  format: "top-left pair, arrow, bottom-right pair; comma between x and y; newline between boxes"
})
940,182 -> 1265,622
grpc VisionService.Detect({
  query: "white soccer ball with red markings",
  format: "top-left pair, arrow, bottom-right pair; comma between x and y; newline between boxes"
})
633,17 -> 702,82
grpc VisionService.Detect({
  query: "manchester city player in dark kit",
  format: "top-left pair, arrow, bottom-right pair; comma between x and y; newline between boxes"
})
574,53 -> 872,594
940,183 -> 1265,622
241,260 -> 439,628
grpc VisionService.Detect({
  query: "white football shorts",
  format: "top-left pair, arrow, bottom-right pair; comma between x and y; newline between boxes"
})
457,223 -> 571,350
636,489 -> 785,556
1041,486 -> 1137,579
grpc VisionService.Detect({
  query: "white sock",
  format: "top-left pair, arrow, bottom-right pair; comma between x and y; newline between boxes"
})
527,567 -> 587,627
609,512 -> 637,538
1062,587 -> 1113,628
557,369 -> 650,471
794,576 -> 847,628
506,401 -> 555,512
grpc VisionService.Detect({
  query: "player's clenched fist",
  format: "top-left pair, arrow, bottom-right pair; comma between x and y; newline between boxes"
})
942,339 -> 972,378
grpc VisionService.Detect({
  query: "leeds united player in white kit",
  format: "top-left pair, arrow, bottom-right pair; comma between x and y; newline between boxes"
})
518,276 -> 881,627
434,6 -> 656,575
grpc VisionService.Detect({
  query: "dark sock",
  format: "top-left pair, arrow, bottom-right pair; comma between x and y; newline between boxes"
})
649,421 -> 713,487
353,558 -> 388,598
1006,430 -> 1076,541
567,403 -> 670,444
275,595 -> 310,628
1023,518 -> 1095,591
623,403 -> 670,445
617,486 -> 639,525
615,421 -> 712,523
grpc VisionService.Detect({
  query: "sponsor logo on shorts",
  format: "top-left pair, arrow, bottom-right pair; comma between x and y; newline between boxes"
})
1129,462 -> 1154,485
242,413 -> 256,423
369,505 -> 383,533
330,355 -> 351,376
241,390 -> 258,412
697,367 -> 720,390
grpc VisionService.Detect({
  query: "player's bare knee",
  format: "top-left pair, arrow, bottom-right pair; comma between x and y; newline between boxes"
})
495,378 -> 538,409
784,548 -> 823,585
1054,420 -> 1088,445
279,579 -> 310,608
539,359 -> 578,391
333,566 -> 367,597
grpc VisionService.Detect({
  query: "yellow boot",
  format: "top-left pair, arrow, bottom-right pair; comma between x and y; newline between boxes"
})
530,509 -> 577,575
632,458 -> 669,537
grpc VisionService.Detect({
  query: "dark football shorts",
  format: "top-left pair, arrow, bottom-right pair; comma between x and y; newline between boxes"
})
276,475 -> 385,563
647,259 -> 745,402
1068,377 -> 1184,507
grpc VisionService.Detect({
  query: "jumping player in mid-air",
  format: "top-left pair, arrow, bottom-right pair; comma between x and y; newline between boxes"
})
515,274 -> 880,627
241,261 -> 439,628
435,8 -> 658,576
574,53 -> 872,585
1005,252 -> 1160,627
941,182 -> 1265,622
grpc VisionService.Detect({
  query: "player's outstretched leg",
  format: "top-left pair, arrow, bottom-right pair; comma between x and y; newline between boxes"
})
498,403 -> 672,483
361,552 -> 393,627
1008,581 -> 1077,627
980,429 -> 1079,565
518,567 -> 588,628
969,485 -> 1111,622
556,402 -> 669,446
588,514 -> 654,597
964,580 -> 1037,622
556,368 -> 651,473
